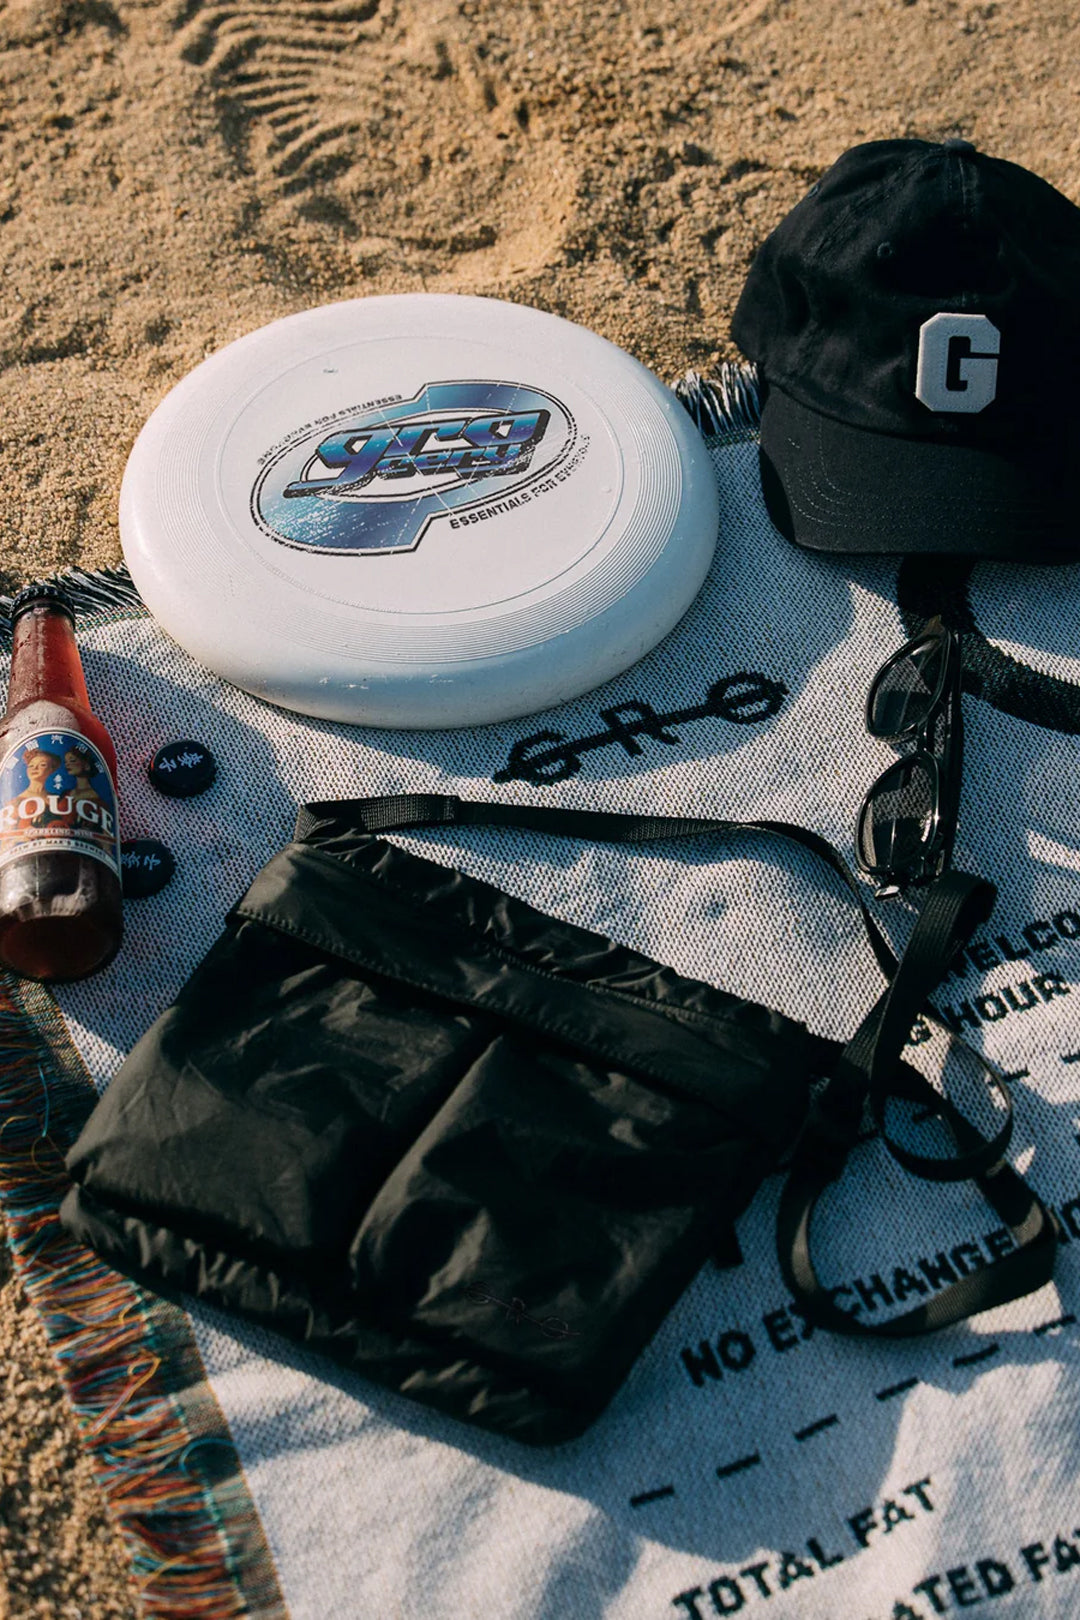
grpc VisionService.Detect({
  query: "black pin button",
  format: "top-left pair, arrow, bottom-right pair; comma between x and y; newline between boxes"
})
120,839 -> 176,898
148,739 -> 217,798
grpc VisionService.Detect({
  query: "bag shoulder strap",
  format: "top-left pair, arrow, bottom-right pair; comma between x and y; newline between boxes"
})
298,792 -> 899,976
778,869 -> 1057,1335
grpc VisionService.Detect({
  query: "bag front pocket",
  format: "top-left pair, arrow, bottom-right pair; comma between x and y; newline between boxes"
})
349,1027 -> 771,1432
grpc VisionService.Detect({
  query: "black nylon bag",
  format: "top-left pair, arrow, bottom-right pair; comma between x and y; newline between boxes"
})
60,799 -> 832,1446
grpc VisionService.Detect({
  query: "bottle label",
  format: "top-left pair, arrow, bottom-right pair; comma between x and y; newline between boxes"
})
0,730 -> 120,878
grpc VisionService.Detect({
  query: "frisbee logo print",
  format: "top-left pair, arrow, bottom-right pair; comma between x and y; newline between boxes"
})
253,380 -> 577,555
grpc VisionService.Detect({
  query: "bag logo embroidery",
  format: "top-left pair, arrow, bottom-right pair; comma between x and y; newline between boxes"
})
466,1284 -> 581,1340
915,313 -> 1000,413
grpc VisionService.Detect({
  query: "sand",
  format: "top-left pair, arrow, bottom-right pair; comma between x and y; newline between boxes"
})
0,0 -> 1078,1610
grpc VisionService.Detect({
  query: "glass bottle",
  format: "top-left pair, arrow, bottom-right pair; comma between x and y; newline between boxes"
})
0,582 -> 123,980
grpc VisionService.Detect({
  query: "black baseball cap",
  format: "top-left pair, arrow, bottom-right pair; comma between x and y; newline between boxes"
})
731,139 -> 1080,561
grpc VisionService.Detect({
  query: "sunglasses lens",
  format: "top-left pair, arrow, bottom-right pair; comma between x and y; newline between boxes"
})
858,756 -> 938,875
869,636 -> 947,737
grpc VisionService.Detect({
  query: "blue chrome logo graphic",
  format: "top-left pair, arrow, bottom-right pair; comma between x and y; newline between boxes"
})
253,380 -> 576,555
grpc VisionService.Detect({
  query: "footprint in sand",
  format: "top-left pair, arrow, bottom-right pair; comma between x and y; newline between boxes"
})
169,0 -> 575,281
175,1 -> 383,192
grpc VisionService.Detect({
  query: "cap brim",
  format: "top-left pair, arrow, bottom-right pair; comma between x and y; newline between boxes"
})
759,386 -> 1080,561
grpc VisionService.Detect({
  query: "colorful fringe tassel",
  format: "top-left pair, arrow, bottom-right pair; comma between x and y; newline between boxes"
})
0,981 -> 288,1618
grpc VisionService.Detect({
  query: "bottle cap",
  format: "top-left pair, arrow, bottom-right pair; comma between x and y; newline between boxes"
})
120,839 -> 176,898
9,581 -> 76,626
148,739 -> 217,798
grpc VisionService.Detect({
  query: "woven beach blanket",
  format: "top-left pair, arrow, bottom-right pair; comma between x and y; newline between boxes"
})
6,368 -> 1080,1620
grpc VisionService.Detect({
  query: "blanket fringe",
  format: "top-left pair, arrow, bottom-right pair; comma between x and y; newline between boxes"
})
0,989 -> 287,1619
0,564 -> 143,645
674,362 -> 762,437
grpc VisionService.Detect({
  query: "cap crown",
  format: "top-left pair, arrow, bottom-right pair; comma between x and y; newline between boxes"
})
732,140 -> 1080,444
10,581 -> 76,624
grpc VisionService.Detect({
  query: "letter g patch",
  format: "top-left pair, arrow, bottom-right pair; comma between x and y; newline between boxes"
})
916,312 -> 1000,413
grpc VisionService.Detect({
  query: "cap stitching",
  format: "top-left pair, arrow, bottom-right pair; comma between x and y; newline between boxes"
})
783,475 -> 1064,527
786,146 -> 950,391
779,413 -> 1066,526
763,381 -> 1065,450
812,144 -> 942,263
952,142 -> 974,314
809,411 -> 1061,513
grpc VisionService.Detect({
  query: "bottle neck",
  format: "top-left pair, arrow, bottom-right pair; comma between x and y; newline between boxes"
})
7,604 -> 90,714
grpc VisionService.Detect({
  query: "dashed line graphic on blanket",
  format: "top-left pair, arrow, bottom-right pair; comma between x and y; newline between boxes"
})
492,672 -> 788,785
793,1412 -> 838,1441
623,1203 -> 1080,1517
715,1452 -> 760,1480
952,1342 -> 999,1367
630,1484 -> 676,1509
1033,1312 -> 1076,1335
628,894 -> 1080,1532
875,1376 -> 919,1402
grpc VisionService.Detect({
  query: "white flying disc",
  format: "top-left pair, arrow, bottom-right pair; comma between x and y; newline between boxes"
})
120,295 -> 719,728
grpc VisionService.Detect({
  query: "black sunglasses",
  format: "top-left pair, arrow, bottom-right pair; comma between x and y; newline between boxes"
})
855,616 -> 963,898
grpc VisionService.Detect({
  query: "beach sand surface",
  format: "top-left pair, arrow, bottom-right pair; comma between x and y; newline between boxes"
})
1,0 -> 1078,1610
